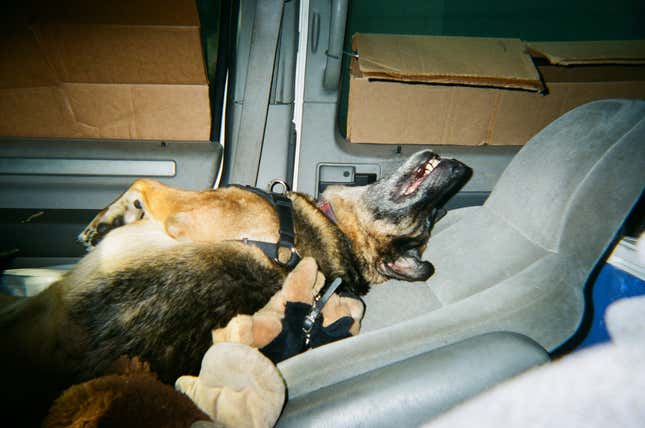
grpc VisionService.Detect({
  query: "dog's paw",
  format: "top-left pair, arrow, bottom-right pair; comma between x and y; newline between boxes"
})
78,190 -> 146,250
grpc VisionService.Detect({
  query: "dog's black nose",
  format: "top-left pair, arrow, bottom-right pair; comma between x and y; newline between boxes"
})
417,261 -> 435,281
450,161 -> 473,180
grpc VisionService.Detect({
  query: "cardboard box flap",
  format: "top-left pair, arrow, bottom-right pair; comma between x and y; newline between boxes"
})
527,40 -> 645,65
353,33 -> 544,91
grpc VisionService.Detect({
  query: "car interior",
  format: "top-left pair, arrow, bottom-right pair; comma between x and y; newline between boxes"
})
1,1 -> 644,427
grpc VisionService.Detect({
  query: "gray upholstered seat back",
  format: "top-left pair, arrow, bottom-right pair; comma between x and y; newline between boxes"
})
556,105 -> 645,266
486,99 -> 645,253
279,99 -> 645,401
425,99 -> 645,318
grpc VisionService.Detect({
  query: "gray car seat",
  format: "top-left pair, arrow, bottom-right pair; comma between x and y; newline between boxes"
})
277,99 -> 645,426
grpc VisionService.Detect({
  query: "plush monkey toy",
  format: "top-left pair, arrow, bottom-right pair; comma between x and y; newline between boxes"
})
176,257 -> 365,427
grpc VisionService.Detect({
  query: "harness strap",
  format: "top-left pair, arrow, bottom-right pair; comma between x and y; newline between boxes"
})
228,185 -> 301,269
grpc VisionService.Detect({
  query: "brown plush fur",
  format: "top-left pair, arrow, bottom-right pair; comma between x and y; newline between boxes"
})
44,357 -> 211,428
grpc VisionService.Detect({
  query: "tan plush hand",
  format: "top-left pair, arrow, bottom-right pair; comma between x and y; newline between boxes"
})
212,257 -> 326,348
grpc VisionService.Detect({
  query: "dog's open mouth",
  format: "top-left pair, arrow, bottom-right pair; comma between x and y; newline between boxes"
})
393,153 -> 443,201
402,157 -> 442,196
378,248 -> 435,282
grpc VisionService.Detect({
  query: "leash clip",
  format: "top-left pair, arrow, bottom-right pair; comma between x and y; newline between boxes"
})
302,277 -> 343,345
303,313 -> 317,335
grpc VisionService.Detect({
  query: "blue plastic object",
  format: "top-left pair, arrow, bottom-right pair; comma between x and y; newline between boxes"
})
578,261 -> 645,349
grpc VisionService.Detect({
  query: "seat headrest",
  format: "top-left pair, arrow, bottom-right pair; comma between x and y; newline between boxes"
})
485,99 -> 645,255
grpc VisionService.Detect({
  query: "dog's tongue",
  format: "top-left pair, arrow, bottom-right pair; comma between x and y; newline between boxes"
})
382,252 -> 434,281
387,257 -> 417,274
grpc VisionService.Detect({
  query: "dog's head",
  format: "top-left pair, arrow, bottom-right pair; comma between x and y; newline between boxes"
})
322,150 -> 471,284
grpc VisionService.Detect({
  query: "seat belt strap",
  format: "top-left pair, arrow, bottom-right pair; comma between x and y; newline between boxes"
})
229,0 -> 285,186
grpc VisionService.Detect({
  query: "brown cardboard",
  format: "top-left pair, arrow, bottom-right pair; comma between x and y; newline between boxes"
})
0,84 -> 210,140
527,40 -> 645,65
0,0 -> 211,141
33,24 -> 207,84
348,35 -> 645,146
354,34 -> 543,91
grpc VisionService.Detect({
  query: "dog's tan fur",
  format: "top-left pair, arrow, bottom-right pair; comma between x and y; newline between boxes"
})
82,180 -> 282,246
82,179 -> 380,282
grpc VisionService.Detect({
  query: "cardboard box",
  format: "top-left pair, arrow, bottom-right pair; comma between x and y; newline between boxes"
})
347,34 -> 645,146
0,0 -> 211,141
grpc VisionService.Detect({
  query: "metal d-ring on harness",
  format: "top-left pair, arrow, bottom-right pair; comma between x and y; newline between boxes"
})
228,184 -> 301,269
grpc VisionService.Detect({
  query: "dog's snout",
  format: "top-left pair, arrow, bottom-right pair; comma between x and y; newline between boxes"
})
417,261 -> 435,281
447,160 -> 472,178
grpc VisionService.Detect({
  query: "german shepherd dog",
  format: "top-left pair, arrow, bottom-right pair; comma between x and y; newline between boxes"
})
0,150 -> 470,424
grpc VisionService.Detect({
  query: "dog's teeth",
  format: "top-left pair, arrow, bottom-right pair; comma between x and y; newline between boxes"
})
423,158 -> 441,175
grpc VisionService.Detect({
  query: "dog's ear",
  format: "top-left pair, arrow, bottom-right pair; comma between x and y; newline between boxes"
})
379,250 -> 434,282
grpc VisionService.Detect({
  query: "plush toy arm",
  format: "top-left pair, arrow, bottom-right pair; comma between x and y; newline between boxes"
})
212,314 -> 284,349
322,293 -> 365,336
212,257 -> 321,349
212,257 -> 365,363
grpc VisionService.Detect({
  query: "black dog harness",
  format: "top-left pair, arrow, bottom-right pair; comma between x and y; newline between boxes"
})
228,185 -> 360,363
228,185 -> 301,269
